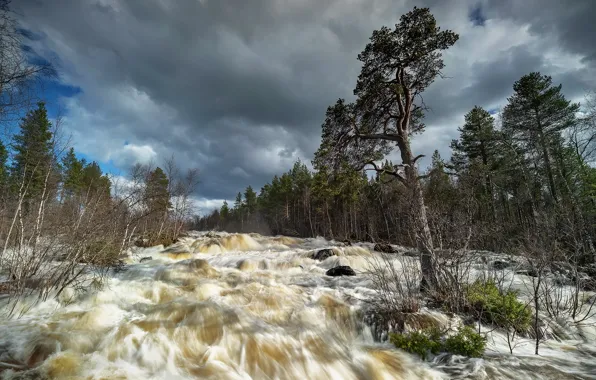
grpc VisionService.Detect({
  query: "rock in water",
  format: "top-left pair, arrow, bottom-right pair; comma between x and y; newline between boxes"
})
326,266 -> 356,276
374,243 -> 396,253
139,256 -> 152,263
492,260 -> 511,270
312,249 -> 335,261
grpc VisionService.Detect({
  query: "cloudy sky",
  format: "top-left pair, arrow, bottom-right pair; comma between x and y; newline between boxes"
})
15,0 -> 596,213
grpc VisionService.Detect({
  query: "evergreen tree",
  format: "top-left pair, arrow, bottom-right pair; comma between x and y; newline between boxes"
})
314,7 -> 459,288
451,107 -> 500,171
82,161 -> 111,196
233,192 -> 243,211
503,72 -> 580,202
450,106 -> 502,220
62,147 -> 85,198
10,102 -> 55,202
244,185 -> 257,216
220,200 -> 230,220
145,167 -> 170,215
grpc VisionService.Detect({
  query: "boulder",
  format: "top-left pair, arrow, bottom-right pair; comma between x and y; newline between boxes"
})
326,265 -> 356,277
139,256 -> 152,263
516,269 -> 539,278
312,249 -> 335,261
492,260 -> 512,270
374,243 -> 396,254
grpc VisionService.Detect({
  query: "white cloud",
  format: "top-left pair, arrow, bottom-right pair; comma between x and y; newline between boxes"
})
110,144 -> 157,167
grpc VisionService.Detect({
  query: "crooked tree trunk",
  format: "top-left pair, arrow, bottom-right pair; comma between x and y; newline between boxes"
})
398,133 -> 437,289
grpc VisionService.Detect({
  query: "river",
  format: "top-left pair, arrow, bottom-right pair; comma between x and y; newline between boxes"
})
1,232 -> 595,379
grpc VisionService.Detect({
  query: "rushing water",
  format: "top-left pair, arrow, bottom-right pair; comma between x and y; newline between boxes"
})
1,232 -> 595,379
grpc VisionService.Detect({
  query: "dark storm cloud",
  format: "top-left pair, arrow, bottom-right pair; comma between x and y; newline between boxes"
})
14,0 -> 596,208
485,0 -> 596,63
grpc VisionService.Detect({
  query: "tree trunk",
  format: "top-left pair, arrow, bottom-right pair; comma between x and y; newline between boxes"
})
536,122 -> 558,203
398,132 -> 437,289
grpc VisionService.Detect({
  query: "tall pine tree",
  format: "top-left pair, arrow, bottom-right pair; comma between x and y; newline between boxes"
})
503,72 -> 579,203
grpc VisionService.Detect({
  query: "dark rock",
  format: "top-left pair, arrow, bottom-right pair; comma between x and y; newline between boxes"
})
374,243 -> 396,254
139,256 -> 152,263
134,238 -> 149,247
113,259 -> 127,273
516,269 -> 539,278
312,249 -> 335,261
343,240 -> 352,246
326,265 -> 356,277
492,260 -> 511,270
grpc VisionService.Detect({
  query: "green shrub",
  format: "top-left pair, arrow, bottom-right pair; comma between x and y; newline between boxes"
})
443,326 -> 486,358
390,326 -> 486,359
466,280 -> 532,333
389,328 -> 442,359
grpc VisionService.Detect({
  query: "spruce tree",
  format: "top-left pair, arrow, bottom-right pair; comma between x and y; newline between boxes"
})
145,167 -> 170,215
10,102 -> 55,202
220,200 -> 230,220
62,147 -> 85,198
244,185 -> 257,216
82,161 -> 111,196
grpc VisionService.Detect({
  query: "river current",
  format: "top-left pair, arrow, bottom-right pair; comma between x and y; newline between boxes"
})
1,232 -> 595,379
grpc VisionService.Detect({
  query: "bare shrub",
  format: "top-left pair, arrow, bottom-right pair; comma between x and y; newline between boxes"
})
364,252 -> 422,332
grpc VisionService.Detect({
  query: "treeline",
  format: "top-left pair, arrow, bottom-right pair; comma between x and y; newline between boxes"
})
196,75 -> 596,262
0,1 -> 198,315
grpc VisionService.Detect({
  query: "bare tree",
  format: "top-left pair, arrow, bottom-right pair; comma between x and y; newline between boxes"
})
0,0 -> 54,124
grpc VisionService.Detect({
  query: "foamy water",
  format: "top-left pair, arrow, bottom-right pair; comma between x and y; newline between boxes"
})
1,232 -> 595,379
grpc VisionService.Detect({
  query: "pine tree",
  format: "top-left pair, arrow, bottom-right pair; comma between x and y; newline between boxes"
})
314,7 -> 459,288
503,72 -> 580,203
10,102 -> 55,203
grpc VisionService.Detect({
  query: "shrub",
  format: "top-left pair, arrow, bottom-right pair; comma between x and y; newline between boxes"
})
390,326 -> 486,359
389,328 -> 442,359
443,326 -> 486,358
81,240 -> 121,267
466,280 -> 532,333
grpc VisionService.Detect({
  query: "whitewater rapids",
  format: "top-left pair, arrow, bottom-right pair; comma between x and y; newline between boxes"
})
0,232 -> 595,379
